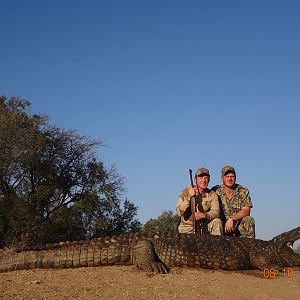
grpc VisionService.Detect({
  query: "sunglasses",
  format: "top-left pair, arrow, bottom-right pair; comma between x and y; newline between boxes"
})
196,174 -> 210,178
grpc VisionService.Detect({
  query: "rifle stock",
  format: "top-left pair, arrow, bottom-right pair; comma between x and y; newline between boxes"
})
188,169 -> 196,233
188,169 -> 204,234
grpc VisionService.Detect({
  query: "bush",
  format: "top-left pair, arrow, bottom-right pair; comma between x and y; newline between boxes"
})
143,211 -> 180,234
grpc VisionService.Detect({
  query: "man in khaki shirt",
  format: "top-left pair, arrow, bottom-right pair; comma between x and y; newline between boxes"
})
176,167 -> 223,235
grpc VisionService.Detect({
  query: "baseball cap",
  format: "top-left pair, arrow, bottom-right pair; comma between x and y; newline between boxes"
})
195,167 -> 210,177
221,166 -> 236,176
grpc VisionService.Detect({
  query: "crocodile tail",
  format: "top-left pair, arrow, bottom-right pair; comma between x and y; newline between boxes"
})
0,236 -> 136,273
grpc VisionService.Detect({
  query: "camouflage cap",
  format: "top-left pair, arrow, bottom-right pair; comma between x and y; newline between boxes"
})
221,166 -> 236,176
195,167 -> 210,177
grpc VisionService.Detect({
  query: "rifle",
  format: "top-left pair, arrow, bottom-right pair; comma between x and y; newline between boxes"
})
188,169 -> 205,234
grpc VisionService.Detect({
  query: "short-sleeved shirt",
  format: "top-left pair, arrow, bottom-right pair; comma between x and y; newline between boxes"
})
176,187 -> 220,226
212,184 -> 253,220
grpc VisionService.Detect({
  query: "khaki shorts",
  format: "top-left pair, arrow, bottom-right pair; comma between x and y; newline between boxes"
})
178,223 -> 193,234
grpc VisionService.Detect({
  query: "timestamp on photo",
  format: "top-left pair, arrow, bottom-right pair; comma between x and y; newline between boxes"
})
263,267 -> 296,279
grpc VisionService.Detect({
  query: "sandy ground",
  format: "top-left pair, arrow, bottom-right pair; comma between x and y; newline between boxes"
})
0,266 -> 299,300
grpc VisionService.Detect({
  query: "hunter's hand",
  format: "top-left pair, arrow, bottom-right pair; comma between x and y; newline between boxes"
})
195,211 -> 205,220
225,218 -> 234,233
188,185 -> 196,198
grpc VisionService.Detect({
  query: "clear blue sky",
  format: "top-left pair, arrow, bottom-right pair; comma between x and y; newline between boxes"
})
1,0 -> 299,240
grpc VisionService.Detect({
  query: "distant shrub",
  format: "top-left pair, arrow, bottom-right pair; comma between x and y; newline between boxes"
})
143,210 -> 180,234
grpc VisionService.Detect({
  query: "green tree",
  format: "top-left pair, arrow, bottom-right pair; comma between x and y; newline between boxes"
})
143,210 -> 180,234
0,96 -> 141,247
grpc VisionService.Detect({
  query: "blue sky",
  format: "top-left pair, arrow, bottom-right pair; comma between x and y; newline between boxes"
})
1,0 -> 299,240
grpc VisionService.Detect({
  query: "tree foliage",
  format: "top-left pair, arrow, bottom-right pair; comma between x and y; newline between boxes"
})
143,210 -> 180,234
0,96 -> 141,247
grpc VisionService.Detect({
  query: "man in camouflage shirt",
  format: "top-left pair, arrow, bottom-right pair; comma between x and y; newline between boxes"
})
176,167 -> 223,235
212,166 -> 255,238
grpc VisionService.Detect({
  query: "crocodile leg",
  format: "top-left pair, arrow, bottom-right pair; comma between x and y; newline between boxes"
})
133,240 -> 168,273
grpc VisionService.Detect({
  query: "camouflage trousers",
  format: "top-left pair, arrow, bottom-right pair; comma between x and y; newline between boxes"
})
178,218 -> 223,235
233,216 -> 255,239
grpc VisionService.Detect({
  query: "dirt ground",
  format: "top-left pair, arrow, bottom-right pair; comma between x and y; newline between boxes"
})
0,265 -> 299,300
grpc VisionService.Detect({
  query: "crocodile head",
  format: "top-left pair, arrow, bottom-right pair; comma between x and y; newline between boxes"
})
272,226 -> 300,267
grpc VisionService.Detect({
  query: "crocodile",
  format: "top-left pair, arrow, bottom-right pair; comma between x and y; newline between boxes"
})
0,226 -> 299,273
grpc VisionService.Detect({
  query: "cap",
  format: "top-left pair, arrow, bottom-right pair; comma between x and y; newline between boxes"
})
221,166 -> 236,176
195,167 -> 210,177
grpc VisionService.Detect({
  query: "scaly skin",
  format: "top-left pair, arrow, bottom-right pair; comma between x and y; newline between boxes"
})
0,227 -> 299,273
